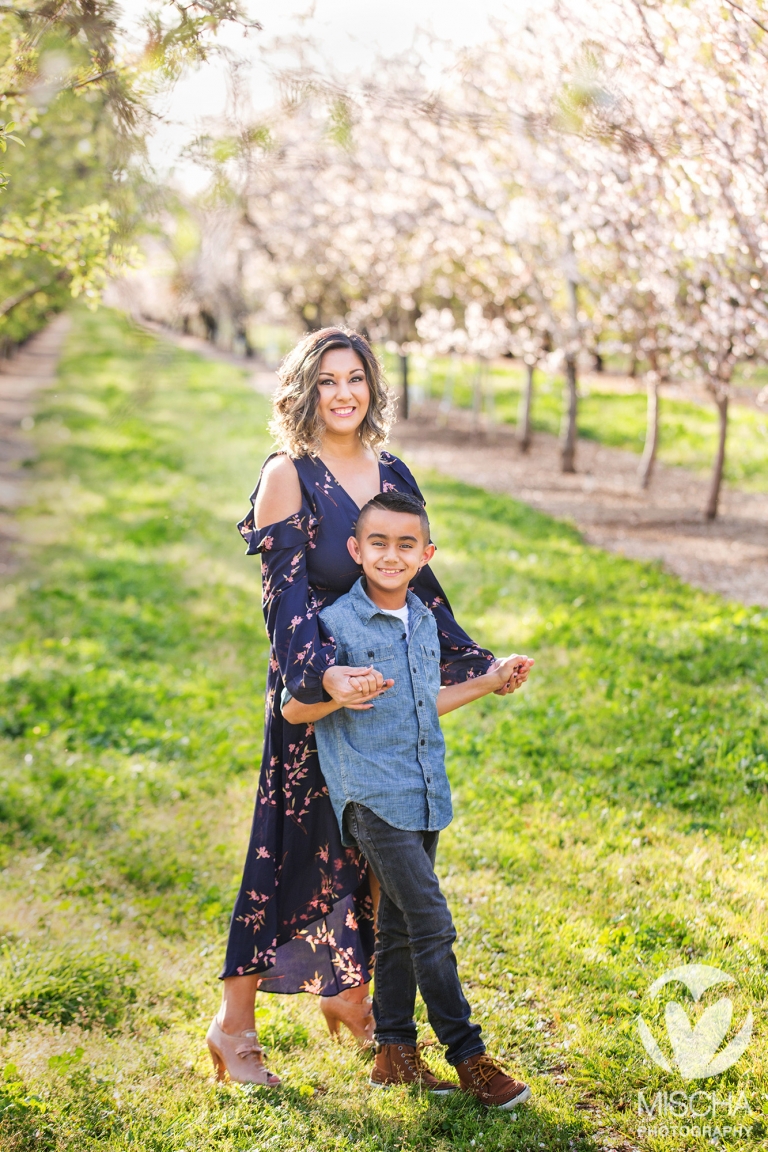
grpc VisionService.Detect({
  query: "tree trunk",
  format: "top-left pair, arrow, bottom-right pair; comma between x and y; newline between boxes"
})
399,353 -> 409,420
560,353 -> 578,473
518,362 -> 535,452
437,362 -> 455,427
472,360 -> 483,432
705,393 -> 729,521
638,376 -> 660,489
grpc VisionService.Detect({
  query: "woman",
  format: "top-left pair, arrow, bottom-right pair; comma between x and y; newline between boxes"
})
207,328 -> 515,1085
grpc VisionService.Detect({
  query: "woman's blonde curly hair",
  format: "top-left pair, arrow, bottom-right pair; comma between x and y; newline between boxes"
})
269,327 -> 394,458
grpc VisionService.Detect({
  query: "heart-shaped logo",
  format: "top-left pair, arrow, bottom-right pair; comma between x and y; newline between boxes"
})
637,964 -> 753,1080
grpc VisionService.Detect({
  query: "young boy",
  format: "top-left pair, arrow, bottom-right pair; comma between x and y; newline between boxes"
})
282,491 -> 533,1109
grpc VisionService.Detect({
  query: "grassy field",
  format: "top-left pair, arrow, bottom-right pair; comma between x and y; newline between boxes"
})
0,309 -> 766,1152
400,356 -> 768,492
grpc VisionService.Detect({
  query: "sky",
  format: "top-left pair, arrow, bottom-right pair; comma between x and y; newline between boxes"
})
146,0 -> 527,188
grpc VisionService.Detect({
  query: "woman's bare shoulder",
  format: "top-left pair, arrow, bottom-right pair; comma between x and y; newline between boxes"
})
254,453 -> 302,529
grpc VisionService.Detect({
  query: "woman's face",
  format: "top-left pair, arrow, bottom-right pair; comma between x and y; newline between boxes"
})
315,347 -> 370,439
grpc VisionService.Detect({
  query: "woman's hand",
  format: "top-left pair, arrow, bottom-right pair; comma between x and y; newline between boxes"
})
491,654 -> 534,696
322,664 -> 395,710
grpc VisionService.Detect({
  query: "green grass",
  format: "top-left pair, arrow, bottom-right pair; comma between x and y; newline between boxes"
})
0,309 -> 766,1151
401,355 -> 768,491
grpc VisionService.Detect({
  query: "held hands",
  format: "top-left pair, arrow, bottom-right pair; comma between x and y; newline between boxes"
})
320,653 -> 533,717
489,654 -> 534,696
322,663 -> 395,711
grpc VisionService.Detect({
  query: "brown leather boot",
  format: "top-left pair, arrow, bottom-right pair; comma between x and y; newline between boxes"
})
456,1053 -> 531,1109
370,1043 -> 457,1094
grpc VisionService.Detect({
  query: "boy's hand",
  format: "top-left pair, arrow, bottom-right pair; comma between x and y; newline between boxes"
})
323,664 -> 394,710
346,674 -> 395,710
490,654 -> 534,695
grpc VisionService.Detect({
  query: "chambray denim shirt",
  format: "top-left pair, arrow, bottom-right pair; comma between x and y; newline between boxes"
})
287,577 -> 452,846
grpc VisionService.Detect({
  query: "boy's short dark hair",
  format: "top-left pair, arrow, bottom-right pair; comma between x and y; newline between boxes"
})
355,491 -> 430,542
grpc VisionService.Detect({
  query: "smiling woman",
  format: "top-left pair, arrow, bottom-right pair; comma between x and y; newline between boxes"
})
209,326 -> 506,1082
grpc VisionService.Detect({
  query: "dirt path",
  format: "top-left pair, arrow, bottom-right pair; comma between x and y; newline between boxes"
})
0,314 -> 71,574
136,322 -> 768,609
390,403 -> 768,608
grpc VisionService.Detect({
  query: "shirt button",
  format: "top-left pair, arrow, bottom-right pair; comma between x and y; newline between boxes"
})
426,777 -> 432,784
420,739 -> 425,746
418,700 -> 423,706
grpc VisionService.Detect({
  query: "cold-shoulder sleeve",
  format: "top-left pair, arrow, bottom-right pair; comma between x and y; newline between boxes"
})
238,465 -> 334,705
381,453 -> 496,684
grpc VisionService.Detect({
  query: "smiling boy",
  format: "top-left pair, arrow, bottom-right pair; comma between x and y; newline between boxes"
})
281,491 -> 533,1108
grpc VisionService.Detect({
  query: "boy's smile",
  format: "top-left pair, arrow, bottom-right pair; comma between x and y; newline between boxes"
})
347,507 -> 435,610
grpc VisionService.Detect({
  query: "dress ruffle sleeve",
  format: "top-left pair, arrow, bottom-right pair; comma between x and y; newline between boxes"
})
238,468 -> 335,706
381,453 -> 496,684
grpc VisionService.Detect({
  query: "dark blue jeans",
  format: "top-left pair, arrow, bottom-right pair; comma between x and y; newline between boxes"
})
344,803 -> 485,1066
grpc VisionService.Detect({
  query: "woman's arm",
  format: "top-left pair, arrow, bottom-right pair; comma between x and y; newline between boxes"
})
239,457 -> 389,706
282,696 -> 342,724
253,454 -> 302,528
382,454 -> 500,685
282,673 -> 395,724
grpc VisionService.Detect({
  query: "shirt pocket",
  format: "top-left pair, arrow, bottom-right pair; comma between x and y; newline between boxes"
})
349,642 -> 401,699
420,642 -> 442,697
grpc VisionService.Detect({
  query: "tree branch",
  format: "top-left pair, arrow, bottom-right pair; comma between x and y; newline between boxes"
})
722,0 -> 768,37
0,272 -> 65,318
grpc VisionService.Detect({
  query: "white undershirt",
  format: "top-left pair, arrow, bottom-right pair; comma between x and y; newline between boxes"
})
380,604 -> 410,640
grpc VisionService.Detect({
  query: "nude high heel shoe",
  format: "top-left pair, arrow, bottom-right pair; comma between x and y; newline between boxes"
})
205,1017 -> 281,1085
319,993 -> 375,1048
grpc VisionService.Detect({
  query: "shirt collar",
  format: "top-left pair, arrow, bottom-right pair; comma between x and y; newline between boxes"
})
350,576 -> 430,626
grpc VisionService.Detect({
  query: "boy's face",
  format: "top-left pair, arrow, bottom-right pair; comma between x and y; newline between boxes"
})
347,508 -> 435,600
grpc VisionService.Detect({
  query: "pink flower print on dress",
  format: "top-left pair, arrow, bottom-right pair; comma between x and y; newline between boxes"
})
332,944 -> 367,986
298,922 -> 337,954
261,535 -> 274,551
317,844 -> 329,863
300,973 -> 324,995
345,909 -> 358,930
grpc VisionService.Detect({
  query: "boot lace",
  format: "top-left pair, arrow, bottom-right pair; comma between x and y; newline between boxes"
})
470,1054 -> 505,1088
411,1043 -> 435,1075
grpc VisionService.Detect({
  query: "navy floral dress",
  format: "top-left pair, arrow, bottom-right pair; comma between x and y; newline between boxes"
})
221,451 -> 494,992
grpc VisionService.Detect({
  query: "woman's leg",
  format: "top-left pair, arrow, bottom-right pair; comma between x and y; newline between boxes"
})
218,974 -> 260,1033
208,974 -> 280,1085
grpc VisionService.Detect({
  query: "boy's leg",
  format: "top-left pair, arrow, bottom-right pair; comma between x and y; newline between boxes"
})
347,803 -> 484,1066
374,884 -> 419,1045
345,805 -> 418,1046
